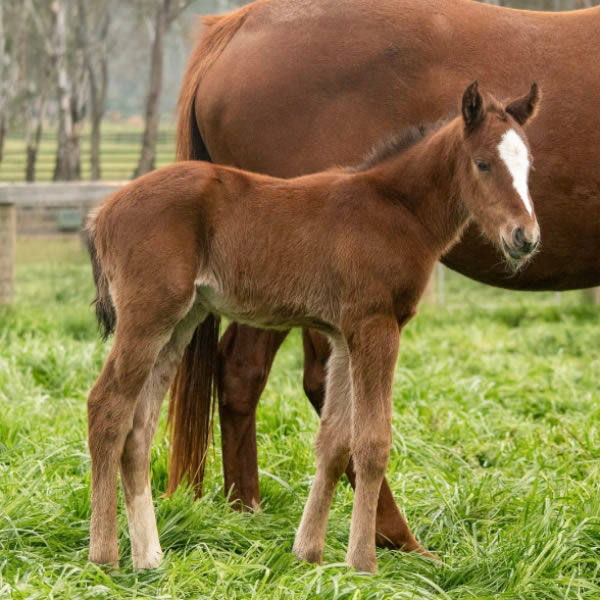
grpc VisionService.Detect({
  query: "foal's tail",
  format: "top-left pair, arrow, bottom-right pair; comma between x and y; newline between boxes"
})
167,314 -> 220,497
85,213 -> 116,340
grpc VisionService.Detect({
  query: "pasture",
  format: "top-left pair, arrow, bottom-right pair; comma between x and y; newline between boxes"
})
1,238 -> 599,599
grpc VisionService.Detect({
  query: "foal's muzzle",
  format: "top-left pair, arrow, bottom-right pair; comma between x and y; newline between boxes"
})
502,226 -> 540,261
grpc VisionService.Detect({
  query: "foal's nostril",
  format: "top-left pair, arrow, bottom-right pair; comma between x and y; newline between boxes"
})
512,226 -> 537,254
513,226 -> 526,248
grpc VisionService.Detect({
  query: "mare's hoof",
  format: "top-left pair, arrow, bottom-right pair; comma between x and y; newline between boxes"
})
417,547 -> 439,561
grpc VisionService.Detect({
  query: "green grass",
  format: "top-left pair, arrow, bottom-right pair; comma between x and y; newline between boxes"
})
1,239 -> 600,599
0,123 -> 176,182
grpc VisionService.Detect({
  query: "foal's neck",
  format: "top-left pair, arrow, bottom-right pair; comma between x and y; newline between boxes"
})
365,120 -> 469,257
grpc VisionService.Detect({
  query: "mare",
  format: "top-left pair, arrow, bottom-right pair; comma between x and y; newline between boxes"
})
86,83 -> 539,571
171,0 -> 600,553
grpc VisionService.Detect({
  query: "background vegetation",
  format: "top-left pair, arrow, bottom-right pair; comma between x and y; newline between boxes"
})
0,124 -> 175,182
2,0 -> 600,598
1,240 -> 599,599
0,0 -> 597,183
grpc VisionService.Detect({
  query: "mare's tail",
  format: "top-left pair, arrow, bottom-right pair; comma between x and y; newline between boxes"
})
85,213 -> 116,340
167,6 -> 251,496
167,314 -> 220,497
176,4 -> 253,162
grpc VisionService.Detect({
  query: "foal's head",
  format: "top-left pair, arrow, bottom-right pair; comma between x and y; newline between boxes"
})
458,81 -> 540,267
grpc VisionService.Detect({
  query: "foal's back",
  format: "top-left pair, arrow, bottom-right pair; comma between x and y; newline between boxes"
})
95,162 -> 346,328
96,160 -> 433,332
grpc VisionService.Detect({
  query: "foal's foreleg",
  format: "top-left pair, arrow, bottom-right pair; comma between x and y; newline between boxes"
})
120,316 -> 200,569
345,315 -> 399,573
302,328 -> 424,553
293,340 -> 352,564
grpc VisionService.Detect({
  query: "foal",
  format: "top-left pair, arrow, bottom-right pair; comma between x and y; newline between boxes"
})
86,82 -> 540,572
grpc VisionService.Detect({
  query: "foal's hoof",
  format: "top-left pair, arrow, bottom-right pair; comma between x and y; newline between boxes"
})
345,549 -> 377,574
89,549 -> 119,569
132,549 -> 163,570
292,541 -> 323,565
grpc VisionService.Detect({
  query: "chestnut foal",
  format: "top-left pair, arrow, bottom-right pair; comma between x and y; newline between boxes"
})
86,82 -> 539,572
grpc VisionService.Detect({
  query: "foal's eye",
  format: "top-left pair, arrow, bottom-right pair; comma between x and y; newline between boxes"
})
475,160 -> 491,172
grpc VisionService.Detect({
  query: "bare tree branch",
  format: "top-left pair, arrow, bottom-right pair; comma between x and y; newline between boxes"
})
24,0 -> 54,55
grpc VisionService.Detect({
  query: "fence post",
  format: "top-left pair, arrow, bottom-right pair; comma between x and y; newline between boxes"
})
423,263 -> 445,305
582,287 -> 600,304
0,200 -> 16,305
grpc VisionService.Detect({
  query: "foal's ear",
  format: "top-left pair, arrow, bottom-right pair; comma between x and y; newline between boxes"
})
505,83 -> 540,126
462,81 -> 484,134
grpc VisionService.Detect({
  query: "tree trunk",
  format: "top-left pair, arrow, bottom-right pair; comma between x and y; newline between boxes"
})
0,3 -> 6,165
77,0 -> 110,181
0,115 -> 6,164
90,108 -> 102,180
134,0 -> 169,178
26,147 -> 37,182
52,0 -> 78,181
88,51 -> 108,180
25,97 -> 46,183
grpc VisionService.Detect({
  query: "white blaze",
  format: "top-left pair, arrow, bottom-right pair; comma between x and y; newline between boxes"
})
497,129 -> 533,216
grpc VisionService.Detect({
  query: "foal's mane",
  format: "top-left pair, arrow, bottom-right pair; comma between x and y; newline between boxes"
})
348,116 -> 453,173
348,98 -> 505,173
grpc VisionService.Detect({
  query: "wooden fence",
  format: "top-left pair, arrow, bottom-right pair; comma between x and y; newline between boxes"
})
0,201 -> 16,304
0,128 -> 175,183
0,182 -> 126,237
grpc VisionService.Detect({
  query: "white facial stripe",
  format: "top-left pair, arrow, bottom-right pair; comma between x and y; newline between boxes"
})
497,129 -> 533,216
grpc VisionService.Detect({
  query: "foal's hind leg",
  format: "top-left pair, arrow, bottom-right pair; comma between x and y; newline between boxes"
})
293,339 -> 352,564
120,310 -> 202,568
88,324 -> 169,566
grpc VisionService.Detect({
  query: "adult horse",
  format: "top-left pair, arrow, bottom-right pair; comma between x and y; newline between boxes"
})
170,0 -> 600,554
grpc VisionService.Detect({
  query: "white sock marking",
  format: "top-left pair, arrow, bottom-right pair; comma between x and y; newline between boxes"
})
498,129 -> 533,216
125,486 -> 163,569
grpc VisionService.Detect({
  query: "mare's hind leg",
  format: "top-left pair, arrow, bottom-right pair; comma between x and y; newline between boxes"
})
120,308 -> 203,568
218,324 -> 289,509
293,338 -> 352,564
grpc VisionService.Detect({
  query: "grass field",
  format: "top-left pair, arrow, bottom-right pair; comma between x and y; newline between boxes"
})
1,238 -> 600,599
0,123 -> 176,183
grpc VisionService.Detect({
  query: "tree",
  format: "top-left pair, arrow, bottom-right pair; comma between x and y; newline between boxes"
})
134,0 -> 193,177
21,44 -> 52,182
78,0 -> 111,180
0,1 -> 26,164
26,0 -> 88,181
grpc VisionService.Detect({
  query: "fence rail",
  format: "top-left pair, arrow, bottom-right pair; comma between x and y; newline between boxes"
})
0,127 -> 176,183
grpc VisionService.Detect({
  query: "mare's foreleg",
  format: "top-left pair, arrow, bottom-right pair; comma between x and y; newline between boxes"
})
218,324 -> 289,509
345,315 -> 399,573
293,339 -> 352,564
